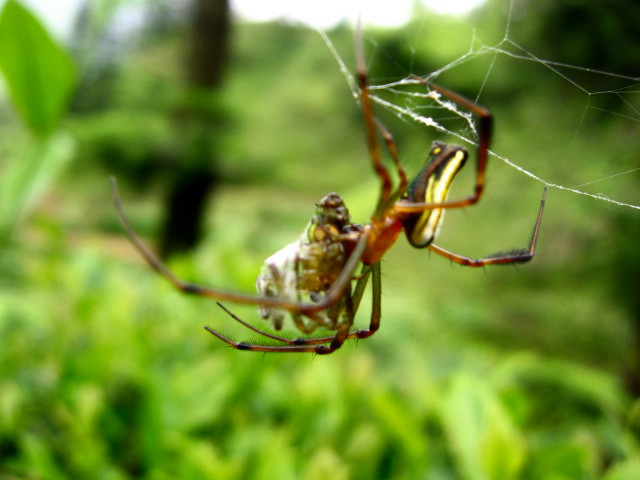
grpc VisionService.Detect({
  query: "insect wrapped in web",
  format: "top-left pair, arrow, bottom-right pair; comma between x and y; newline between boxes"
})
255,192 -> 364,333
110,25 -> 547,354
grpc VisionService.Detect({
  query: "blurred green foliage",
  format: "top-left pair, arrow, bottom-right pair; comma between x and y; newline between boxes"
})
0,0 -> 75,134
0,0 -> 75,240
1,0 -> 640,478
1,239 -> 638,479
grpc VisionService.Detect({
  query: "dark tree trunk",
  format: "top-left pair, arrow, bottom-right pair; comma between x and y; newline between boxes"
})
159,169 -> 217,258
159,0 -> 230,258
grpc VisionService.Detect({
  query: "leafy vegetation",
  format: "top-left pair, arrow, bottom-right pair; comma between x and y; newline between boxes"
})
0,0 -> 75,240
0,1 -> 639,478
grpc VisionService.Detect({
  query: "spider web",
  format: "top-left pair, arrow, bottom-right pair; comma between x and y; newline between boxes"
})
317,3 -> 640,211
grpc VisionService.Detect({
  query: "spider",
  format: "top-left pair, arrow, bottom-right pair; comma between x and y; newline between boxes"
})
111,26 -> 546,354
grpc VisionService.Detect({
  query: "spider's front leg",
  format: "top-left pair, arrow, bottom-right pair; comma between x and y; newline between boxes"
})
111,177 -> 367,318
404,75 -> 493,212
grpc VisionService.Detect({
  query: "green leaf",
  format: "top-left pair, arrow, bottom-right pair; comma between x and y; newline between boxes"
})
20,432 -> 67,480
0,131 -> 75,239
0,0 -> 75,135
440,372 -> 526,480
602,457 -> 640,480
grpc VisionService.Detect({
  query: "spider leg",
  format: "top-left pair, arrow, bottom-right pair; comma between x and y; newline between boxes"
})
428,187 -> 547,266
213,302 -> 324,345
344,261 -> 382,340
204,321 -> 352,354
395,76 -> 493,213
208,265 -> 378,351
207,298 -> 355,354
274,263 -> 381,344
355,21 -> 394,217
110,176 -> 369,316
375,119 -> 408,201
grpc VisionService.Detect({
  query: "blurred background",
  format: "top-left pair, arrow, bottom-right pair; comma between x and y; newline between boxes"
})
0,0 -> 639,478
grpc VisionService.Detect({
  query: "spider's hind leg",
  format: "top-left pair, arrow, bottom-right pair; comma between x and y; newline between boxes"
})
211,302 -> 340,348
213,302 -> 318,345
204,322 -> 350,354
209,281 -> 360,353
